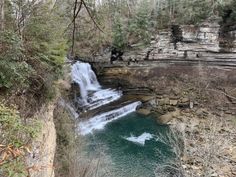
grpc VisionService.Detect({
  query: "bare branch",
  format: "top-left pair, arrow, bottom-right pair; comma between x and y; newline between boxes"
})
81,0 -> 104,33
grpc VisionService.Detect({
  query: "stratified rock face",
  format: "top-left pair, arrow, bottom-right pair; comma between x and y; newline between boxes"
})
98,63 -> 236,117
91,18 -> 236,68
119,18 -> 236,66
150,23 -> 221,58
231,30 -> 236,52
26,103 -> 56,177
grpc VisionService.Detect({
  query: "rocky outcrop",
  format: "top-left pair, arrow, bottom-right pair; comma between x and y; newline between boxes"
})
106,18 -> 236,67
157,108 -> 180,124
26,103 -> 56,177
170,108 -> 236,177
98,63 -> 236,117
25,65 -> 73,177
88,17 -> 236,69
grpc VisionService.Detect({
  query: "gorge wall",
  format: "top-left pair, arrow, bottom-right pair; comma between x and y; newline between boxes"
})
93,18 -> 236,117
93,17 -> 236,67
122,17 -> 236,66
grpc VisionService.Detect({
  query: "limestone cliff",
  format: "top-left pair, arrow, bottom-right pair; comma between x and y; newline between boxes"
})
26,103 -> 57,177
93,17 -> 236,67
121,17 -> 236,66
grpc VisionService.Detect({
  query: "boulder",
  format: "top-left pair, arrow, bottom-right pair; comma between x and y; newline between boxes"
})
148,98 -> 158,107
157,108 -> 181,124
158,98 -> 170,105
181,97 -> 189,103
170,99 -> 178,106
137,108 -> 151,115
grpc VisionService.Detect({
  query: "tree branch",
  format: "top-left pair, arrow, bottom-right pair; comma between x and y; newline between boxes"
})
81,0 -> 104,33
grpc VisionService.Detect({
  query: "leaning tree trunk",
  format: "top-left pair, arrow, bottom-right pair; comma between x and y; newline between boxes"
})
0,0 -> 4,31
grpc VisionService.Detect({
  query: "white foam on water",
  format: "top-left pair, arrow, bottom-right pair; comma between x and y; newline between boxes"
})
79,101 -> 141,135
86,89 -> 123,110
124,132 -> 154,146
71,61 -> 122,110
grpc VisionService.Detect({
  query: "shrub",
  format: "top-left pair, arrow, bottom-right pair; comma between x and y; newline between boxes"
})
0,103 -> 40,147
0,31 -> 32,89
0,103 -> 41,176
23,4 -> 68,68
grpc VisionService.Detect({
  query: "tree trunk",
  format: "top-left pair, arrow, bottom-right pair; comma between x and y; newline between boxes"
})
0,0 -> 4,31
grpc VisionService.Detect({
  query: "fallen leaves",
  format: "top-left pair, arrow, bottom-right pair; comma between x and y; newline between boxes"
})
0,144 -> 31,165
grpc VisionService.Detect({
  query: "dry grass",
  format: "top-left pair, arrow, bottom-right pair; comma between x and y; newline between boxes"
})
162,109 -> 236,177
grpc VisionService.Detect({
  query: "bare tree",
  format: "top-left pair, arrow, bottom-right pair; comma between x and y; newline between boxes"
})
70,0 -> 104,57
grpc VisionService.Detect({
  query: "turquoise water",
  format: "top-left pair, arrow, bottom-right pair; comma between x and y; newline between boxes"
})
81,112 -> 175,177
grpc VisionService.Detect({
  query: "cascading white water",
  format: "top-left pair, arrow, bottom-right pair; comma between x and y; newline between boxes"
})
79,101 -> 141,135
72,61 -> 141,135
71,62 -> 173,177
72,62 -> 101,101
72,61 -> 122,109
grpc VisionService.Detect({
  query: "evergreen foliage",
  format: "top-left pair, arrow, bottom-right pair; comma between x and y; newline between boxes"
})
0,31 -> 32,89
128,1 -> 152,44
112,15 -> 127,50
0,1 -> 68,90
219,0 -> 236,24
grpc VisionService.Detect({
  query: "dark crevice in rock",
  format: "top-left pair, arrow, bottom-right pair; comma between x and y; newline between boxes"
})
144,48 -> 154,60
171,25 -> 183,50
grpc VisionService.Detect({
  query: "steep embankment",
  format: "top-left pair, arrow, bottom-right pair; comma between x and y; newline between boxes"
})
26,103 -> 57,177
26,67 -> 72,177
0,64 -> 72,177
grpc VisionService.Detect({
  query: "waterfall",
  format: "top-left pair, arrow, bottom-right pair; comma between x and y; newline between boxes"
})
79,101 -> 141,135
72,61 -> 141,135
72,61 -> 122,109
72,62 -> 101,101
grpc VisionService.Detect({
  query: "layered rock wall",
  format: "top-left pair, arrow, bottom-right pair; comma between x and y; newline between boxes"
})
26,103 -> 56,177
120,18 -> 236,66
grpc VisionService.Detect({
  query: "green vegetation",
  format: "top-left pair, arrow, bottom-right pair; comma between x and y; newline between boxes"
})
219,0 -> 236,24
112,15 -> 127,50
72,0 -> 235,57
0,103 -> 40,146
0,31 -> 32,89
0,1 -> 68,176
0,1 -> 68,91
0,103 -> 41,177
127,1 -> 153,45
